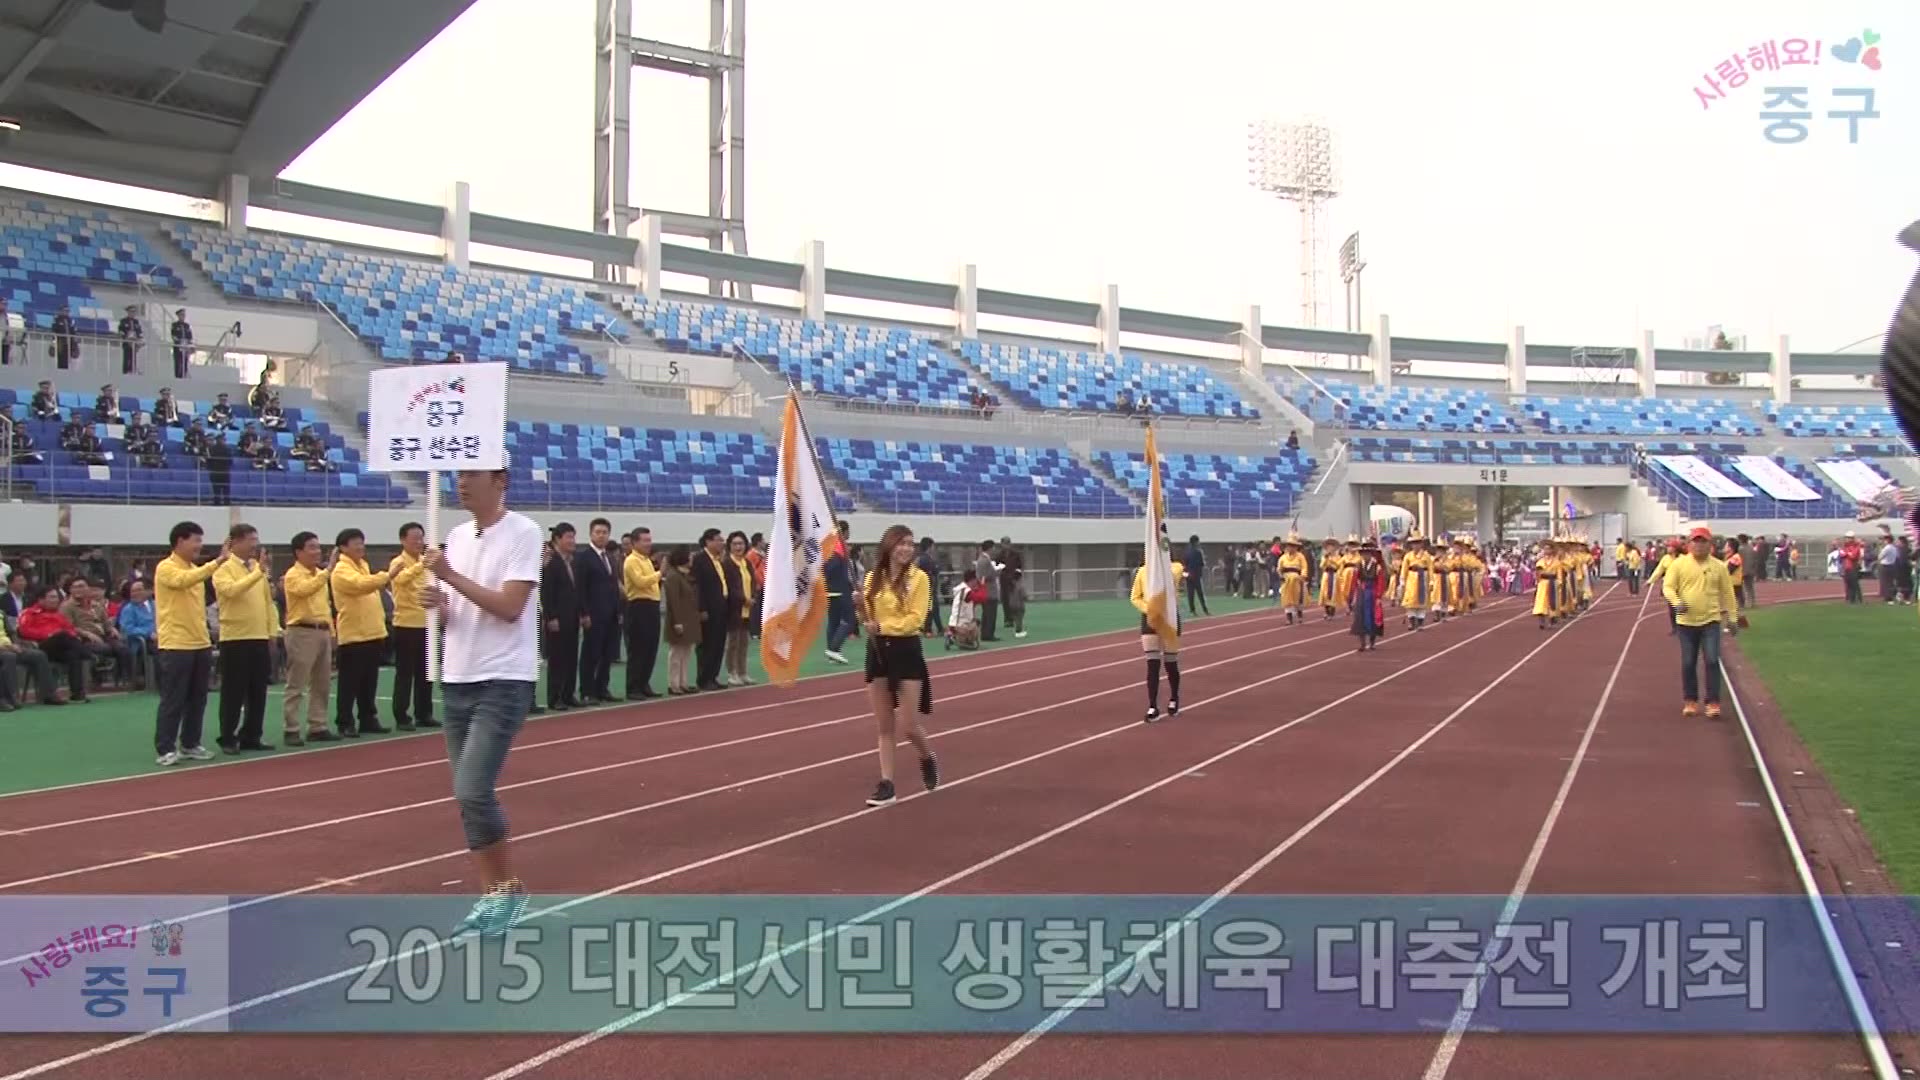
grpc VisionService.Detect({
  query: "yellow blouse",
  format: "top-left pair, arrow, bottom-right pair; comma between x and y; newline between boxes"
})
862,566 -> 930,637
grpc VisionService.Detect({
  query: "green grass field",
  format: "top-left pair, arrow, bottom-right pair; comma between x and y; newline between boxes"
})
1,593 -> 1276,796
1738,601 -> 1920,892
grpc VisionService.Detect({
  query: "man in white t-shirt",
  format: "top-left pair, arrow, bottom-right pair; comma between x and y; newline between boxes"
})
422,469 -> 542,937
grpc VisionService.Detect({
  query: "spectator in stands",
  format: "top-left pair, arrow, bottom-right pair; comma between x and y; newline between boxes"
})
59,411 -> 109,466
182,418 -> 209,459
998,536 -> 1027,639
30,380 -> 57,420
1181,535 -> 1210,616
539,523 -> 583,710
247,368 -> 274,413
117,580 -> 155,690
973,540 -> 1002,642
153,386 -> 179,426
1117,390 -> 1136,415
2,405 -> 42,465
213,524 -> 278,754
124,412 -> 164,468
621,527 -> 661,700
170,310 -> 192,379
575,517 -> 622,704
258,393 -> 287,431
723,531 -> 755,687
1286,430 -> 1300,451
2,569 -> 27,626
206,393 -> 235,431
117,306 -> 143,375
94,384 -> 122,424
388,522 -> 436,730
51,306 -> 75,370
0,298 -> 12,367
330,528 -> 392,736
443,349 -> 466,365
0,612 -> 59,709
691,527 -> 730,692
237,423 -> 283,471
17,584 -> 96,703
61,579 -> 129,688
288,425 -> 331,472
661,546 -> 698,694
1839,531 -> 1866,603
205,431 -> 233,506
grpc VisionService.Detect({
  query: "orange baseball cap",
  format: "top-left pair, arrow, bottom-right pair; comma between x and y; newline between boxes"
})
1689,526 -> 1713,541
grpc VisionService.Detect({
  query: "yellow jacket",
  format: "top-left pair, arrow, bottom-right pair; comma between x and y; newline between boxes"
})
213,557 -> 281,642
1131,561 -> 1186,614
623,550 -> 662,602
154,552 -> 222,651
862,566 -> 930,636
1663,554 -> 1739,627
282,562 -> 333,627
387,552 -> 430,630
330,556 -> 391,645
1278,551 -> 1308,578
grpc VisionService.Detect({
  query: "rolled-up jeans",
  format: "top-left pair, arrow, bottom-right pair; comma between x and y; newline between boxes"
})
1675,622 -> 1723,704
443,679 -> 535,851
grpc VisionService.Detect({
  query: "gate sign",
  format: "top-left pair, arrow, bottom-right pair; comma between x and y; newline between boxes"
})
365,362 -> 509,472
1649,454 -> 1753,499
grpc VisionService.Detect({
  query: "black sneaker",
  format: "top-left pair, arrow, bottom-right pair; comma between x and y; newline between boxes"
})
865,779 -> 896,807
920,755 -> 940,792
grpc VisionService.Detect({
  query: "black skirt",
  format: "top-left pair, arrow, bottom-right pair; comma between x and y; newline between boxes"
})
865,634 -> 933,714
1139,610 -> 1184,636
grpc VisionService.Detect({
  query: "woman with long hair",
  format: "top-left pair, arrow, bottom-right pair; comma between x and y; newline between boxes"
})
723,530 -> 755,686
861,524 -> 939,807
1132,541 -> 1186,723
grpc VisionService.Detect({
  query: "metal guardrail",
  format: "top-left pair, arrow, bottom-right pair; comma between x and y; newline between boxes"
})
1631,459 -> 1860,521
0,326 -> 264,383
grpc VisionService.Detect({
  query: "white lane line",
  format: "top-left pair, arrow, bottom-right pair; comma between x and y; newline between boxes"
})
1,607 -> 1286,829
960,584 -> 1621,1080
1417,583 -> 1647,1080
0,617 -> 1304,890
0,601 -> 1526,1080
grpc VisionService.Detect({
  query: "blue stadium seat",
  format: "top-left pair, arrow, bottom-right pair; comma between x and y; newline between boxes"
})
1765,402 -> 1903,440
162,223 -> 625,377
818,438 -> 1134,517
1271,378 -> 1520,433
1518,395 -> 1763,436
1345,437 -> 1635,467
1634,442 -> 1864,519
623,299 -> 981,408
0,202 -> 184,335
963,341 -> 1257,419
1097,449 -> 1315,518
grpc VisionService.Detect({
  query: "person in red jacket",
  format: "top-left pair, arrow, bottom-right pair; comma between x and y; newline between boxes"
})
15,585 -> 95,703
1839,531 -> 1866,604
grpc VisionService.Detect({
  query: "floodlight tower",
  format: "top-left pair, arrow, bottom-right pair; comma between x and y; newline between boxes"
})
1248,119 -> 1340,360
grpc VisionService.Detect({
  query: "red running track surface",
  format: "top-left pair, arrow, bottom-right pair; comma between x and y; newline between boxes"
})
0,582 -> 1880,1080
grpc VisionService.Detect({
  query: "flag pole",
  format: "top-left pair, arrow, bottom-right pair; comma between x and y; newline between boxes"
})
783,381 -> 840,528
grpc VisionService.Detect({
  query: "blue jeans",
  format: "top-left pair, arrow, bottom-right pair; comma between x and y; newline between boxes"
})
1675,623 -> 1723,704
443,680 -> 534,850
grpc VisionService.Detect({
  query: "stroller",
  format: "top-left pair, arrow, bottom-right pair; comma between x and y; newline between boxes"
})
946,573 -> 988,650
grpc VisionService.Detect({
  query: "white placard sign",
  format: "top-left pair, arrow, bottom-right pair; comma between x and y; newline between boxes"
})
1816,458 -> 1894,503
1729,455 -> 1820,500
365,362 -> 509,472
1649,454 -> 1753,499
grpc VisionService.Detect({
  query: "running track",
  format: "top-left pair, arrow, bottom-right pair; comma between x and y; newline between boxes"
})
0,582 -> 1883,1079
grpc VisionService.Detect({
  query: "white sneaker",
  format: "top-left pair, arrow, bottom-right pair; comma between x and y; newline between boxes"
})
156,751 -> 180,766
180,746 -> 214,761
1014,631 -> 1027,639
825,651 -> 847,665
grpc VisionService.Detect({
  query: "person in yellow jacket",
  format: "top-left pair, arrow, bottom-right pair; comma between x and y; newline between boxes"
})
1132,550 -> 1186,723
1556,539 -> 1580,620
1400,533 -> 1440,630
1431,539 -> 1455,623
1335,535 -> 1361,615
1276,534 -> 1310,624
621,527 -> 663,699
1663,526 -> 1740,718
1318,537 -> 1341,619
1532,541 -> 1562,629
213,523 -> 282,754
387,522 -> 437,730
1463,538 -> 1486,612
1619,539 -> 1644,595
1449,537 -> 1474,615
330,528 -> 393,737
280,530 -> 336,745
1647,537 -> 1683,634
153,521 -> 234,766
1575,538 -> 1595,610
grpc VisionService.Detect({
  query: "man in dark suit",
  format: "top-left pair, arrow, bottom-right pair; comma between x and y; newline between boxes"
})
691,527 -> 729,692
574,517 -> 622,704
540,523 -> 584,710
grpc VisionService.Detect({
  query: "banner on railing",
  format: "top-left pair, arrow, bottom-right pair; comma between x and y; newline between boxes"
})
1727,456 -> 1819,501
1648,455 -> 1752,499
1815,459 -> 1894,504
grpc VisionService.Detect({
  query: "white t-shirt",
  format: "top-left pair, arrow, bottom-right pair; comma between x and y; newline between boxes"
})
441,509 -> 542,684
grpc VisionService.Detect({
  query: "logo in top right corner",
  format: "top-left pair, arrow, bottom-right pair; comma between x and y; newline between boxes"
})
1691,31 -> 1886,145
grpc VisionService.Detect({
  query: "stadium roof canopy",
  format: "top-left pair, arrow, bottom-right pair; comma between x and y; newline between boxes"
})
0,0 -> 477,196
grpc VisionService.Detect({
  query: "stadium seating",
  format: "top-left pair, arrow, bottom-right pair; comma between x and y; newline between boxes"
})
1832,441 -> 1911,458
1765,402 -> 1903,440
961,341 -> 1257,418
1272,378 -> 1522,433
1098,449 -> 1315,518
1636,442 -> 1856,519
161,223 -> 624,377
622,299 -> 981,409
819,438 -> 1134,518
1347,437 -> 1634,466
4,385 -> 405,506
1517,394 -> 1764,436
447,420 -> 853,512
1,201 -> 184,335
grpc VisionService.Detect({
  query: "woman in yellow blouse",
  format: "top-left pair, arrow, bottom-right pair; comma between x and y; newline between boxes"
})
1532,542 -> 1562,629
1276,535 -> 1310,624
1132,549 -> 1187,722
723,531 -> 756,687
1399,533 -> 1439,630
860,524 -> 938,808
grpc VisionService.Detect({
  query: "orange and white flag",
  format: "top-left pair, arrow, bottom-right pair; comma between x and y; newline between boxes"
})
759,393 -> 836,686
1141,423 -> 1180,648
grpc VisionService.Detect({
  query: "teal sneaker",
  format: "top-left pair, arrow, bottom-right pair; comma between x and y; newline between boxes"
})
450,880 -> 528,938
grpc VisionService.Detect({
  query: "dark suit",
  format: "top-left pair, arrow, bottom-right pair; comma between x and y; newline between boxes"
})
691,548 -> 728,689
540,552 -> 582,708
574,544 -> 621,700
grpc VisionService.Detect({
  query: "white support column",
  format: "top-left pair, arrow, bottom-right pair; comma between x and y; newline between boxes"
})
1507,325 -> 1528,394
1371,313 -> 1393,389
1097,283 -> 1120,354
220,174 -> 249,236
1475,485 -> 1500,541
955,262 -> 978,340
1240,304 -> 1263,376
800,239 -> 826,322
442,181 -> 471,270
1638,330 -> 1658,396
631,213 -> 663,299
1771,333 -> 1792,403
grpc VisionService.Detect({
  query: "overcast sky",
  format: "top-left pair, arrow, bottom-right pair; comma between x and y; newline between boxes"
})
6,0 -> 1915,359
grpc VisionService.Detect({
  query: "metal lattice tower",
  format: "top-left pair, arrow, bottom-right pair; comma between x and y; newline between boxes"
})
1248,120 -> 1339,338
594,0 -> 750,298
1571,346 -> 1632,396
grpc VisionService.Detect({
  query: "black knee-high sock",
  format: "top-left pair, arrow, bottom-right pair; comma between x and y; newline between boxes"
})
1164,658 -> 1181,700
1145,656 -> 1162,708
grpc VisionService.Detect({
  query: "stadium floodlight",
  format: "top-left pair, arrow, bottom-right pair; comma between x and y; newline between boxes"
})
1248,119 -> 1341,365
